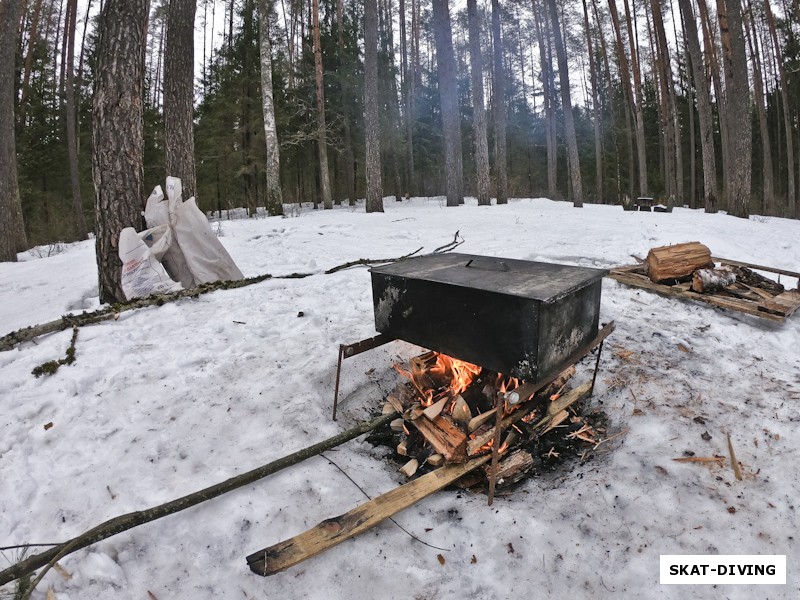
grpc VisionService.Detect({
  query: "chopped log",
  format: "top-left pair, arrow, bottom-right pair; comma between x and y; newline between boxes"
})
396,440 -> 408,456
426,454 -> 444,467
386,393 -> 468,463
468,408 -> 497,433
691,267 -> 737,293
399,458 -> 419,477
422,397 -> 448,420
246,454 -> 492,576
482,449 -> 536,488
450,396 -> 472,424
646,242 -> 713,283
469,381 -> 592,456
389,418 -> 405,432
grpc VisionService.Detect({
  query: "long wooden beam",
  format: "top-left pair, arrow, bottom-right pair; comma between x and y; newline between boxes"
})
246,454 -> 491,576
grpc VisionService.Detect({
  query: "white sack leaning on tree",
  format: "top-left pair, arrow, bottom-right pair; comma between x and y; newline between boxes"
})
119,176 -> 244,300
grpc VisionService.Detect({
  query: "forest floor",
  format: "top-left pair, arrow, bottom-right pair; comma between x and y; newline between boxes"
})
1,197 -> 799,599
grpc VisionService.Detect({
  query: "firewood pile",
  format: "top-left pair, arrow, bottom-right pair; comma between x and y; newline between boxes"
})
368,351 -> 608,492
609,242 -> 800,322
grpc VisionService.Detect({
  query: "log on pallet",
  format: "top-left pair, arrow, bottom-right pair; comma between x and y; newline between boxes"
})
646,242 -> 713,283
691,267 -> 737,294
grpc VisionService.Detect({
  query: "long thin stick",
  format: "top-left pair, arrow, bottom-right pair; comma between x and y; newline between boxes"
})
0,411 -> 397,588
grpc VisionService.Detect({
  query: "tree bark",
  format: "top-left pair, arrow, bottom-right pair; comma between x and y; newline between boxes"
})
365,0 -> 383,213
467,0 -> 490,206
92,0 -> 149,304
491,0 -> 508,204
718,0 -> 751,218
547,0 -> 583,206
678,0 -> 719,213
258,0 -> 284,216
432,0 -> 463,206
312,0 -> 332,209
0,0 -> 28,260
164,0 -> 197,199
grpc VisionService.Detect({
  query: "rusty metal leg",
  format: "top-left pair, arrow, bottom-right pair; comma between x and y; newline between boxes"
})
590,341 -> 605,397
332,344 -> 346,421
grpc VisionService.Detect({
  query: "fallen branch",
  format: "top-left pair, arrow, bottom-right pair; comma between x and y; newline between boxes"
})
431,230 -> 463,253
31,327 -> 79,378
726,433 -> 743,481
0,411 -> 397,589
0,273 -> 311,352
324,247 -> 424,274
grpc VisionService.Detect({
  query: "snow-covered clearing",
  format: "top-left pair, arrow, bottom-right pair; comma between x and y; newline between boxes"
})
1,197 -> 798,599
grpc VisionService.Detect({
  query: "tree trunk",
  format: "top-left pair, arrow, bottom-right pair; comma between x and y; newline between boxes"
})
164,0 -> 197,199
618,0 -> 647,196
431,0 -> 463,207
547,0 -> 583,206
744,1 -> 773,215
258,0 -> 284,216
651,0 -> 677,202
92,0 -> 149,304
64,0 -> 87,240
382,0 -> 403,203
531,0 -> 557,198
0,0 -> 28,260
582,0 -> 602,201
718,0 -> 751,218
16,0 -> 43,130
678,0 -> 719,213
364,0 -> 383,213
312,0 -> 332,209
763,0 -> 795,217
491,0 -> 507,205
399,0 -> 415,198
467,0 -> 489,205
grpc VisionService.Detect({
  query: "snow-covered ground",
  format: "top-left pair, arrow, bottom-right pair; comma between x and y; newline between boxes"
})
1,197 -> 798,599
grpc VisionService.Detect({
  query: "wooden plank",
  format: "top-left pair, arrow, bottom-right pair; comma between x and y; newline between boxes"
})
712,257 -> 800,280
609,268 -> 787,322
759,290 -> 800,318
246,455 -> 492,576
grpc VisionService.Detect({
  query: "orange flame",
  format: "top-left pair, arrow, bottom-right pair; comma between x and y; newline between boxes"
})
396,352 -> 482,406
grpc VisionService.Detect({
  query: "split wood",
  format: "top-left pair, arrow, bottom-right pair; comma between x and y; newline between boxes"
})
0,411 -> 397,589
246,382 -> 594,577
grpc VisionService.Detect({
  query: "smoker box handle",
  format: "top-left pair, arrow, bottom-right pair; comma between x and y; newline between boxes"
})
464,258 -> 511,272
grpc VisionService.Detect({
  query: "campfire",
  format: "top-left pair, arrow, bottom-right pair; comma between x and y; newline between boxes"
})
372,349 -> 608,495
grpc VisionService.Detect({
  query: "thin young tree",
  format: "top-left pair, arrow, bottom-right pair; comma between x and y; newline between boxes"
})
64,0 -> 88,239
432,0 -> 464,206
365,0 -> 384,213
164,0 -> 197,198
547,0 -> 583,206
258,0 -> 284,215
491,0 -> 508,205
0,0 -> 29,260
312,0 -> 333,209
92,0 -> 150,303
532,0 -> 557,198
399,0 -> 415,197
582,0 -> 602,200
467,0 -> 490,206
621,0 -> 648,197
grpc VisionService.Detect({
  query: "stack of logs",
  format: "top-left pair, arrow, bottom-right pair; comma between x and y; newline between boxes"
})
373,354 -> 604,491
647,242 -> 785,297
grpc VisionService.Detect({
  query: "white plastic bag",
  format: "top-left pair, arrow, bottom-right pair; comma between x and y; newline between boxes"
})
119,227 -> 184,300
173,196 -> 244,284
144,181 -> 196,288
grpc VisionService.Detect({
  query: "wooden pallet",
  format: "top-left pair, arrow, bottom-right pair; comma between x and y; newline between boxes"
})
608,258 -> 800,323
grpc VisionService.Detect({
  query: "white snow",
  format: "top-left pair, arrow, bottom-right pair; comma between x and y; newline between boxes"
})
1,197 -> 799,599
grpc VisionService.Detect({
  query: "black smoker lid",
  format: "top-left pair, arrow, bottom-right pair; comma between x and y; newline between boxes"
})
370,253 -> 607,303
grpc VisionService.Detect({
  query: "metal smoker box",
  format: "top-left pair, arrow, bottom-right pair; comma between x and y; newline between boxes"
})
370,253 -> 607,381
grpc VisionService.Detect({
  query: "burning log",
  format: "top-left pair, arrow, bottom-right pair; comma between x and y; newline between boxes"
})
482,449 -> 536,488
646,242 -> 713,283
